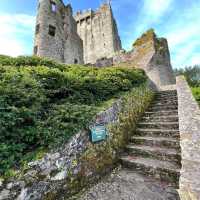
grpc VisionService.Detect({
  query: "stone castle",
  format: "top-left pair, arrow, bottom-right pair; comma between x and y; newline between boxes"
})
74,4 -> 121,64
33,0 -> 175,89
34,0 -> 121,65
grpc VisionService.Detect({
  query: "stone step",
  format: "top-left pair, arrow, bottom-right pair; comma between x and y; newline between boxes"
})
144,110 -> 178,117
156,92 -> 177,96
148,105 -> 178,112
120,156 -> 180,187
138,122 -> 179,129
156,93 -> 177,97
155,98 -> 178,103
152,101 -> 178,106
156,92 -> 177,97
155,95 -> 178,100
142,115 -> 179,122
125,145 -> 181,164
147,108 -> 178,113
131,136 -> 180,149
156,91 -> 177,96
136,128 -> 180,138
156,90 -> 177,94
153,99 -> 178,105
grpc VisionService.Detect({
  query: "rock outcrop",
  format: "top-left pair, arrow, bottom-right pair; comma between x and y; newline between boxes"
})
113,29 -> 176,89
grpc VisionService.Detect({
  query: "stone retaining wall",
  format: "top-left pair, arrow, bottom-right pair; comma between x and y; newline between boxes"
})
0,100 -> 122,200
0,87 -> 153,200
176,76 -> 200,200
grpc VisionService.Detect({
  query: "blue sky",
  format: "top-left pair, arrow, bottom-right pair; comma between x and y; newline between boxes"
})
0,0 -> 200,68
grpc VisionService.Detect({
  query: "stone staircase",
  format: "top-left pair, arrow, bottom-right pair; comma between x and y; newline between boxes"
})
120,90 -> 181,187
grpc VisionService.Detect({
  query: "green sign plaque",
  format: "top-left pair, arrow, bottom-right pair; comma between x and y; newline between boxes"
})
90,125 -> 107,142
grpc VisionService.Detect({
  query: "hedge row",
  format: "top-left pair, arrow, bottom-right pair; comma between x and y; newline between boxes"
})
0,56 -> 147,175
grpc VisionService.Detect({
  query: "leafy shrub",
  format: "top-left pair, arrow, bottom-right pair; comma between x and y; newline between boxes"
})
192,87 -> 200,105
0,56 -> 147,175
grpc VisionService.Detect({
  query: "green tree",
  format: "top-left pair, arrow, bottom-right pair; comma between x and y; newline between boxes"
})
174,65 -> 200,87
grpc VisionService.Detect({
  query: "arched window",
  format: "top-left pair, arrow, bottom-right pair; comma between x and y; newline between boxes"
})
74,59 -> 78,64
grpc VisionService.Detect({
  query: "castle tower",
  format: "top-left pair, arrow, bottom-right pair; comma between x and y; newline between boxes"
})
74,3 -> 122,64
33,0 -> 83,64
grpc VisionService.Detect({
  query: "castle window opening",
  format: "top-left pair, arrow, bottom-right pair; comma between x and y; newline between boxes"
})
35,24 -> 40,34
34,46 -> 38,55
48,25 -> 56,36
50,1 -> 56,12
80,19 -> 84,25
86,17 -> 90,25
74,59 -> 78,64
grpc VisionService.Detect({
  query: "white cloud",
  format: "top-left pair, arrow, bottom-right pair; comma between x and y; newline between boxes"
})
164,2 -> 200,68
190,55 -> 200,66
0,13 -> 35,57
119,0 -> 174,50
117,0 -> 200,68
143,0 -> 173,18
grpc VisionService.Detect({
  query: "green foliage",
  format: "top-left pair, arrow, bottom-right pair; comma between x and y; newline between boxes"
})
0,56 -> 147,176
78,86 -> 154,195
174,65 -> 200,87
192,87 -> 200,105
111,86 -> 154,149
132,28 -> 156,47
0,55 -> 65,69
174,65 -> 200,104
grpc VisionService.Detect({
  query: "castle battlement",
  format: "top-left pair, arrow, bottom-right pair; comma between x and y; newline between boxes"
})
75,3 -> 111,20
74,9 -> 94,21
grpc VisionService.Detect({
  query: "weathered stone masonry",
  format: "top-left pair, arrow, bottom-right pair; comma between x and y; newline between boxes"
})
0,100 -> 123,200
33,0 -> 121,65
34,0 -> 84,64
113,30 -> 176,88
74,3 -> 122,64
176,76 -> 200,200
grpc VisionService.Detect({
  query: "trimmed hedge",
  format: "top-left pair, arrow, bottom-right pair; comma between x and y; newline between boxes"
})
0,56 -> 147,175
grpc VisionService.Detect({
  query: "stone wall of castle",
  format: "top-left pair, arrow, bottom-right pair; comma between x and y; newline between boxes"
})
113,30 -> 176,88
34,0 -> 83,64
74,4 -> 122,64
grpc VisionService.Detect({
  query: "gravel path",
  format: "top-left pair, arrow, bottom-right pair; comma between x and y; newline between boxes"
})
75,169 -> 180,200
